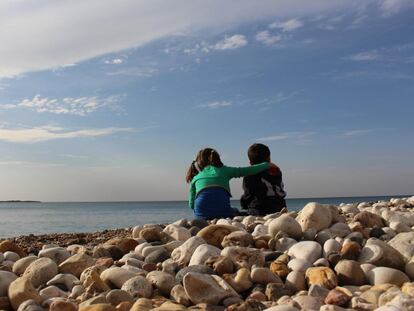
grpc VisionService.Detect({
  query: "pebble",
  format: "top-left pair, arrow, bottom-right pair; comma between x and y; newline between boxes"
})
287,241 -> 322,263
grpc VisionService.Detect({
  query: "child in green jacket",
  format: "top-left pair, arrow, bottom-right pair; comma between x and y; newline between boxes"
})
186,147 -> 274,219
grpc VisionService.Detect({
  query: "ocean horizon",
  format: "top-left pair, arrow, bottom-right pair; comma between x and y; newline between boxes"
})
0,194 -> 410,238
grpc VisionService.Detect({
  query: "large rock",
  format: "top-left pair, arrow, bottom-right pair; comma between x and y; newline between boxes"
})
23,257 -> 58,288
0,271 -> 18,296
295,202 -> 333,232
367,267 -> 410,286
197,225 -> 241,248
269,214 -> 302,240
183,272 -> 238,305
388,232 -> 414,262
171,236 -> 205,267
221,246 -> 265,269
189,244 -> 221,266
8,277 -> 41,310
287,241 -> 322,264
334,260 -> 366,286
121,276 -> 152,298
59,252 -> 96,277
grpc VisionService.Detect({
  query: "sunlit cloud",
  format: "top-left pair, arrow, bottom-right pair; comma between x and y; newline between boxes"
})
255,30 -> 281,46
196,101 -> 232,109
258,131 -> 315,142
0,126 -> 135,143
269,18 -> 303,32
213,35 -> 248,50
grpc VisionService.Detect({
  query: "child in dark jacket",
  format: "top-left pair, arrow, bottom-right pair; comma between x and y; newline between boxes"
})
240,143 -> 287,216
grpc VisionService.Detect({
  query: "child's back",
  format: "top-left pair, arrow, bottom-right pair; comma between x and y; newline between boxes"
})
240,143 -> 286,216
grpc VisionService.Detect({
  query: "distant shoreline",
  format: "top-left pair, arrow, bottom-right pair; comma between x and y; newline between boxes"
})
0,200 -> 41,203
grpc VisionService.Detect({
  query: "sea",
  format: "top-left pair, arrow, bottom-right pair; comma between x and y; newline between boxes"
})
0,195 -> 410,238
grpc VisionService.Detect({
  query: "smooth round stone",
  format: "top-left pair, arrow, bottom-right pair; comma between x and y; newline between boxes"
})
0,252 -> 3,263
171,236 -> 205,266
285,271 -> 306,292
121,276 -> 152,298
263,306 -> 300,311
141,245 -> 165,258
12,256 -> 37,276
146,271 -> 176,295
189,244 -> 221,266
370,227 -> 386,238
288,241 -> 322,264
313,258 -> 329,267
221,231 -> 254,248
303,228 -> 317,240
360,263 -> 376,277
221,246 -> 265,269
189,219 -> 208,229
23,257 -> 58,288
163,224 -> 191,241
4,251 -> 20,262
38,247 -> 71,264
46,273 -> 80,291
175,265 -> 214,283
144,248 -> 169,264
269,215 -> 302,240
105,289 -> 133,306
329,223 -> 351,238
358,244 -> 384,264
367,267 -> 410,286
277,238 -> 297,252
315,230 -> 334,246
293,295 -> 323,311
223,268 -> 252,293
361,238 -> 405,269
252,224 -> 269,237
405,258 -> 414,279
100,267 -> 138,288
323,239 -> 342,257
251,267 -> 282,285
287,259 -> 312,272
0,271 -> 18,296
196,224 -> 240,248
183,272 -> 238,305
388,232 -> 414,262
389,221 -> 411,233
296,202 -> 333,232
334,260 -> 366,286
8,277 -> 42,310
305,267 -> 338,289
39,285 -> 67,300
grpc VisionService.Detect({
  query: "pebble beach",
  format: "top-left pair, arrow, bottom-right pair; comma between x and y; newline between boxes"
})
1,196 -> 414,311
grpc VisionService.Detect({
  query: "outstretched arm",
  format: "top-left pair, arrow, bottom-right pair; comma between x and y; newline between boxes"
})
226,162 -> 271,178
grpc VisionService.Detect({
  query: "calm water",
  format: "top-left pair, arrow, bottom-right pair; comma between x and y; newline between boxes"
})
0,195 -> 409,238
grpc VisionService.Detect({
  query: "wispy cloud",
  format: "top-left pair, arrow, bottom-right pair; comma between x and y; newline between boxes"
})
107,67 -> 158,77
196,101 -> 232,109
349,50 -> 380,61
258,131 -> 315,142
184,34 -> 247,54
256,31 -> 281,46
0,160 -> 65,167
59,154 -> 89,159
0,125 -> 135,143
0,94 -> 123,116
269,18 -> 303,32
380,0 -> 414,16
104,58 -> 124,65
342,128 -> 394,137
213,35 -> 248,50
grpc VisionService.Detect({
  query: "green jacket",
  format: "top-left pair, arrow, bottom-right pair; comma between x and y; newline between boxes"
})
189,162 -> 270,209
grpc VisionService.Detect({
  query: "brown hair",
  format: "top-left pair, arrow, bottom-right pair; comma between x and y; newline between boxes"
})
248,143 -> 271,165
185,148 -> 223,183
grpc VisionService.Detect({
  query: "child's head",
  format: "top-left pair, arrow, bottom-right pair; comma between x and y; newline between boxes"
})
248,143 -> 271,165
186,148 -> 223,183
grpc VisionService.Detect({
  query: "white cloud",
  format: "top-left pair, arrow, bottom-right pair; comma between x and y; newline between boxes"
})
258,131 -> 314,142
343,129 -> 376,136
256,31 -> 282,46
269,18 -> 303,31
0,160 -> 65,167
0,0 -> 378,78
380,0 -> 414,16
104,58 -> 124,65
0,126 -> 135,143
197,101 -> 232,109
213,35 -> 247,50
349,50 -> 380,61
0,94 -> 123,116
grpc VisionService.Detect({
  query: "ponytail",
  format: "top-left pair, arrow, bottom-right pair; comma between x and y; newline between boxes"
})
185,148 -> 224,183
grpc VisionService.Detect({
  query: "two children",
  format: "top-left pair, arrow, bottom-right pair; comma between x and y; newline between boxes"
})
186,144 -> 286,219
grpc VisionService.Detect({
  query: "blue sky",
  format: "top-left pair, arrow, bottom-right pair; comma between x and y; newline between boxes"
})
0,0 -> 413,201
